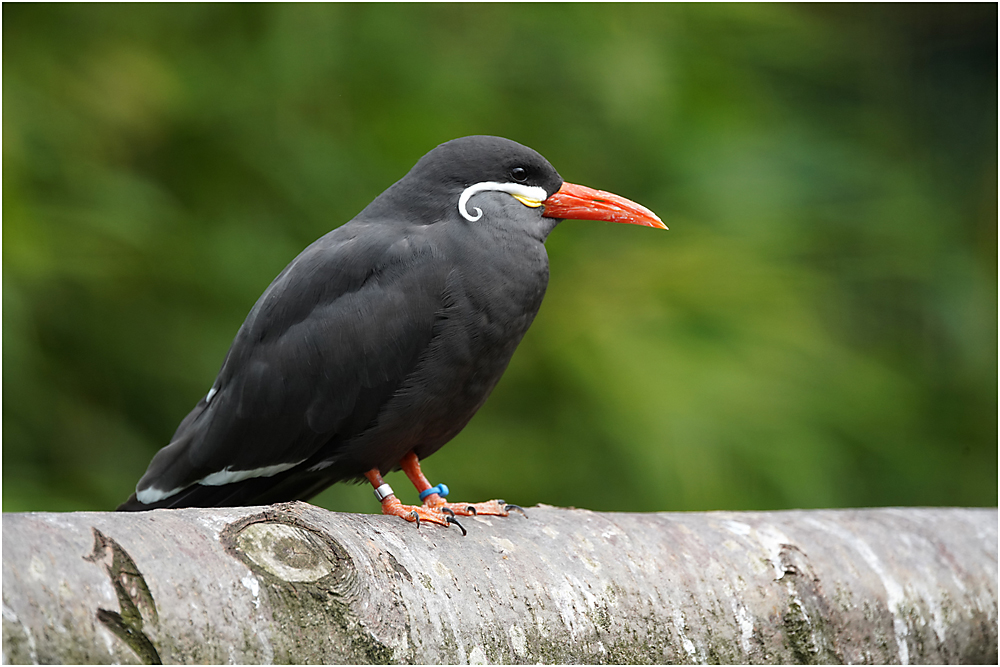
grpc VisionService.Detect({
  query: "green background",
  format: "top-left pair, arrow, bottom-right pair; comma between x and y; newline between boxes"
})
4,4 -> 996,514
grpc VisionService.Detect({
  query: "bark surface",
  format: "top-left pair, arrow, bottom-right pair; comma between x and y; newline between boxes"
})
2,504 -> 997,664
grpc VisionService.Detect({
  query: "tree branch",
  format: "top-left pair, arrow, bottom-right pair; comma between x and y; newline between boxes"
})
3,504 -> 996,664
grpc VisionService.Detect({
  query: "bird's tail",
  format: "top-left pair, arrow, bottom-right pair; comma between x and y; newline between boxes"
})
116,493 -> 147,512
114,465 -> 344,511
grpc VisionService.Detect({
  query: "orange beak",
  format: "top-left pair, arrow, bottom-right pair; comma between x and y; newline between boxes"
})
542,182 -> 666,230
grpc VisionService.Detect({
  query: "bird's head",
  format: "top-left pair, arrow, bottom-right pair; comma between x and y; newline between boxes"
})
368,135 -> 665,231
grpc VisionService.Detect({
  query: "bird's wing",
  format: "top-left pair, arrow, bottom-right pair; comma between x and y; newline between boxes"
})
133,221 -> 448,503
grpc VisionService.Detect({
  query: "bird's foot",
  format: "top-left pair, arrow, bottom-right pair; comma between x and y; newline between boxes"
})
380,496 -> 467,534
397,454 -> 527,521
367,469 -> 467,534
426,497 -> 527,519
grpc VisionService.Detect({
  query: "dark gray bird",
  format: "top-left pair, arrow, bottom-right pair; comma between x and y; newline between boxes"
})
118,135 -> 664,529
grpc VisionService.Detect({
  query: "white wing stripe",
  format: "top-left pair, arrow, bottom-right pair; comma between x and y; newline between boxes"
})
199,462 -> 301,487
134,461 -> 303,504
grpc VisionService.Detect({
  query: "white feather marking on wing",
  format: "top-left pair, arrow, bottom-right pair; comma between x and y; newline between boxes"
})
134,461 -> 303,504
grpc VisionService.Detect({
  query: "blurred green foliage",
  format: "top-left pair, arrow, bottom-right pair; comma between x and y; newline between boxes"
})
3,4 -> 996,514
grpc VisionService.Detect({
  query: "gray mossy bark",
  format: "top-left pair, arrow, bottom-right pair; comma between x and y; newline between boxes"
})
2,504 -> 996,664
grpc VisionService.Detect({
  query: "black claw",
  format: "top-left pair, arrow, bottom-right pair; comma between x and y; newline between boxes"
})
441,507 -> 456,517
504,503 -> 528,518
446,515 -> 468,536
466,505 -> 477,515
409,510 -> 421,529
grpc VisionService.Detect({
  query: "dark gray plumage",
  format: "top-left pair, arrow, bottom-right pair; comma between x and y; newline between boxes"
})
119,136 -> 565,510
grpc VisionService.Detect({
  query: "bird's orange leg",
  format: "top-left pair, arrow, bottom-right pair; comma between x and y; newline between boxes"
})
399,451 -> 527,519
364,468 -> 455,530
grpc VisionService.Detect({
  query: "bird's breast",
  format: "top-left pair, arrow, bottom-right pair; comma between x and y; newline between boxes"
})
430,229 -> 550,397
340,226 -> 551,470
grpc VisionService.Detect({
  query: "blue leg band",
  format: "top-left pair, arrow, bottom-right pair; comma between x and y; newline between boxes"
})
419,483 -> 449,501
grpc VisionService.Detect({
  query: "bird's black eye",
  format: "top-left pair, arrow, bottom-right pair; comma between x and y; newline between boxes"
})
510,167 -> 527,183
